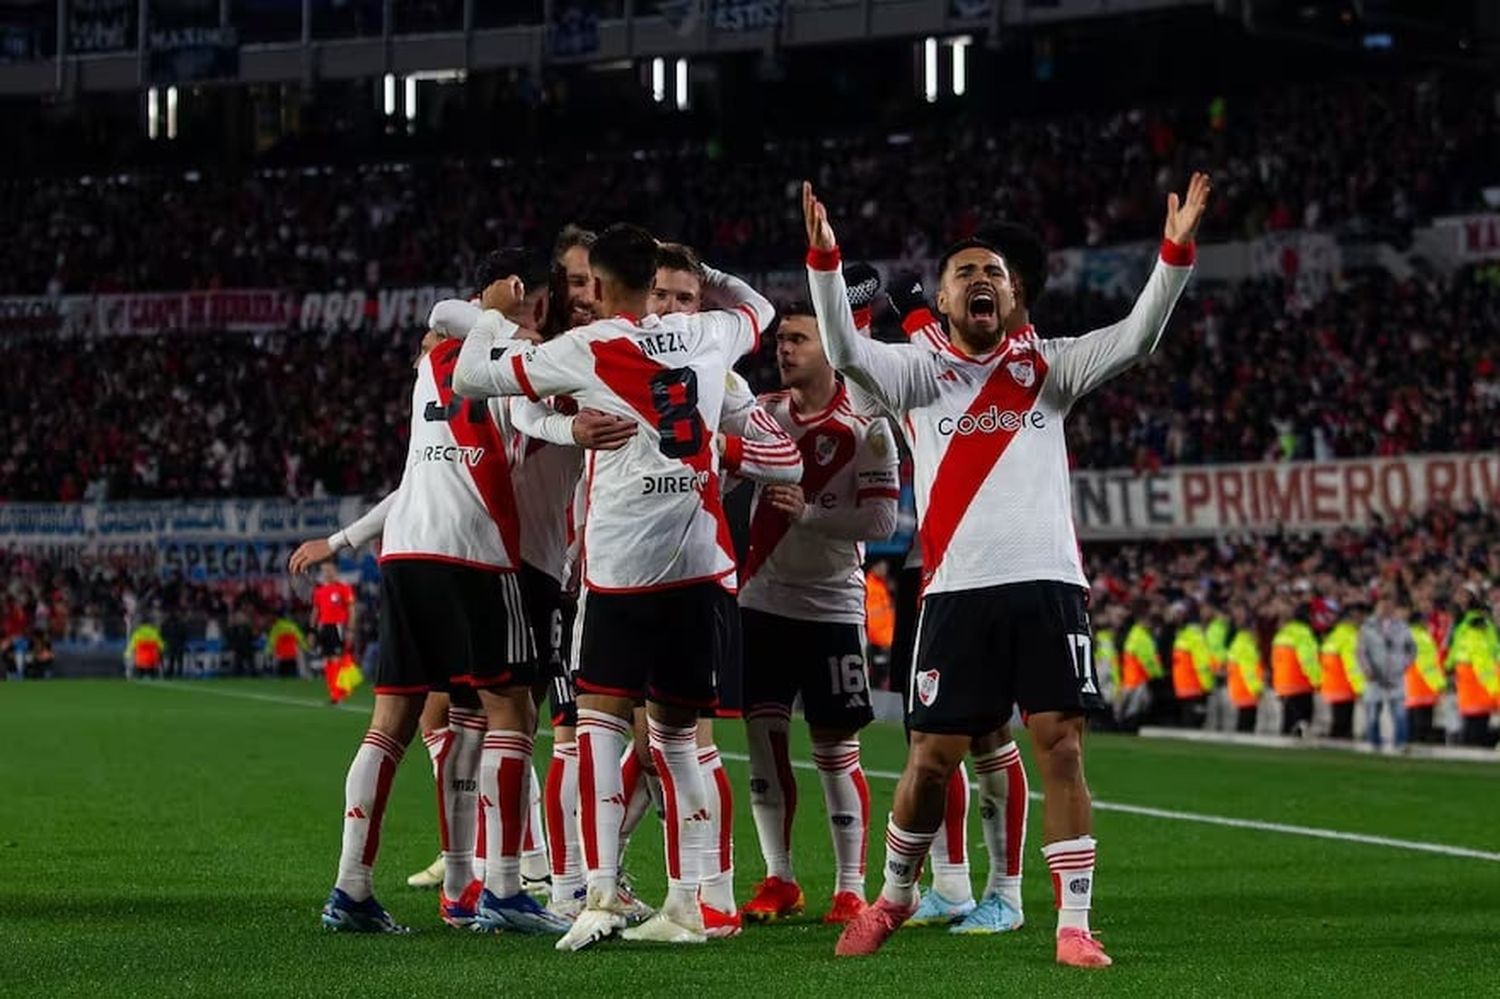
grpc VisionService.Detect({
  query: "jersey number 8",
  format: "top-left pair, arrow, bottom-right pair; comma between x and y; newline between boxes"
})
649,367 -> 703,458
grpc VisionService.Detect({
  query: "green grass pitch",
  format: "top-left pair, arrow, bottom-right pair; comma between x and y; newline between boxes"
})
2,679 -> 1497,997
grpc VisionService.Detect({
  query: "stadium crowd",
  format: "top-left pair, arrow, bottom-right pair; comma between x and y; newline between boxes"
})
0,72 -> 1493,295
5,261 -> 1499,503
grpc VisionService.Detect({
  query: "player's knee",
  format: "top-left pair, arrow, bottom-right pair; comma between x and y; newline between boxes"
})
1039,732 -> 1083,784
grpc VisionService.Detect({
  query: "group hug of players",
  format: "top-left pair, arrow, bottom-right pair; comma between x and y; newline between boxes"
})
290,174 -> 1213,967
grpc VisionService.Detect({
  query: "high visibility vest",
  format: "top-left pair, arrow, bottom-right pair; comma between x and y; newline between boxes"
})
1172,624 -> 1214,698
1446,611 -> 1499,717
1318,621 -> 1364,703
126,624 -> 165,669
865,575 -> 895,650
1096,628 -> 1120,694
268,618 -> 306,661
1405,623 -> 1445,708
1205,617 -> 1231,676
1122,623 -> 1163,689
1226,630 -> 1264,708
1271,620 -> 1321,696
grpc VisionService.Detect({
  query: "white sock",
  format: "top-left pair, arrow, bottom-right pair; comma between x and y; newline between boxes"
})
1043,835 -> 1096,935
421,725 -> 449,780
439,708 -> 485,897
521,762 -> 549,882
929,761 -> 972,903
334,729 -> 406,901
746,707 -> 796,882
974,742 -> 1027,911
577,709 -> 631,902
879,819 -> 935,909
813,738 -> 870,898
547,741 -> 584,901
648,717 -> 710,913
479,730 -> 533,899
697,745 -> 736,914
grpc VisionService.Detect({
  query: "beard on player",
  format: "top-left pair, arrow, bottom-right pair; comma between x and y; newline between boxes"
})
934,242 -> 1017,355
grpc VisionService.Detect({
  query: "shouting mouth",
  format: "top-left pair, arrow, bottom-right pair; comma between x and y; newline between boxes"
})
968,288 -> 997,319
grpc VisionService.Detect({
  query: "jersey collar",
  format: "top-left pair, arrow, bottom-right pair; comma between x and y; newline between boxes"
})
790,382 -> 847,426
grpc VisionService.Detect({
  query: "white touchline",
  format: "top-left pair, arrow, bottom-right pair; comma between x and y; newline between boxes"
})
146,681 -> 1500,864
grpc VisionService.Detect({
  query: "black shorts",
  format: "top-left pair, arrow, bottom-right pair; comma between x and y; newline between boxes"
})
742,607 -> 874,731
576,581 -> 737,709
909,580 -> 1103,735
519,561 -> 578,728
707,600 -> 744,719
316,624 -> 345,658
376,559 -> 536,695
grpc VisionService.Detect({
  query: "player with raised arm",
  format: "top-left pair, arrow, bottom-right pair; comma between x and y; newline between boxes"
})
452,224 -> 801,951
806,175 -> 1210,966
301,253 -> 571,937
736,300 -> 900,927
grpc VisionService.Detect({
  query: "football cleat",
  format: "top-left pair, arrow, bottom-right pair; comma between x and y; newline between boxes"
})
622,899 -> 707,945
556,896 -> 628,953
1056,928 -> 1112,968
822,891 -> 867,925
320,888 -> 409,933
834,896 -> 915,957
615,872 -> 656,925
908,887 -> 976,927
950,892 -> 1024,934
471,888 -> 572,935
406,854 -> 444,890
546,885 -> 588,922
439,879 -> 484,928
700,902 -> 743,939
742,876 -> 805,924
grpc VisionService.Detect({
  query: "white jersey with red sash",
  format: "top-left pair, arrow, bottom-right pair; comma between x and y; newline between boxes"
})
380,337 -> 522,571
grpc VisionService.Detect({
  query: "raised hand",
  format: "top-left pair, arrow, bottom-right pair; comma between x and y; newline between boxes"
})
1164,171 -> 1212,246
802,181 -> 837,251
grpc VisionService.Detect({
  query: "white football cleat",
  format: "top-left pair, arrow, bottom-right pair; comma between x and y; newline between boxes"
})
406,854 -> 444,890
621,898 -> 706,945
556,907 -> 626,952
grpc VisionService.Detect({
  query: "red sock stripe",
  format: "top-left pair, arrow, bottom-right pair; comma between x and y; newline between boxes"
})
361,730 -> 406,761
852,766 -> 870,877
812,748 -> 861,772
746,704 -> 792,720
360,752 -> 398,866
1004,757 -> 1028,877
943,768 -> 968,863
578,732 -> 599,871
885,828 -> 933,858
769,727 -> 797,856
651,747 -> 683,881
579,711 -> 632,738
433,729 -> 455,852
620,748 -> 643,801
476,793 -> 487,860
697,747 -> 721,767
1044,849 -> 1096,864
645,720 -> 697,744
711,755 -> 734,873
545,753 -> 568,877
497,754 -> 525,857
483,734 -> 535,755
449,710 -> 488,731
555,743 -> 579,759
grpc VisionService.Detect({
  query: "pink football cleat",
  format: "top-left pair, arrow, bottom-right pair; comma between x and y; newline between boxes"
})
1056,928 -> 1112,968
833,896 -> 914,957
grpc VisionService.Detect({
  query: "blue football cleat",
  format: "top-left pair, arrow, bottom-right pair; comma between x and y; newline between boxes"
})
908,888 -> 976,927
320,888 -> 410,933
950,892 -> 1025,934
440,880 -> 484,928
471,889 -> 573,935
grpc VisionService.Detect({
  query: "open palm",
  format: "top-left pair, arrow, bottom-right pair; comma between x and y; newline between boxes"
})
1164,172 -> 1212,245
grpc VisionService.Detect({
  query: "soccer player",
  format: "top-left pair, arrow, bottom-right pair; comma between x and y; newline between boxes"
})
805,174 -> 1210,966
452,223 -> 799,950
306,255 -> 569,936
310,562 -> 357,704
736,301 -> 899,927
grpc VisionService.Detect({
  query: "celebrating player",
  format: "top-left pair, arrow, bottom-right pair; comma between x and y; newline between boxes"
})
453,224 -> 800,950
736,301 -> 900,926
806,174 -> 1210,966
306,252 -> 569,936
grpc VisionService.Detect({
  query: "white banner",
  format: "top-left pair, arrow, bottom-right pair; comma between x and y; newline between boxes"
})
1071,452 -> 1500,540
1434,213 -> 1500,265
0,497 -> 368,577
